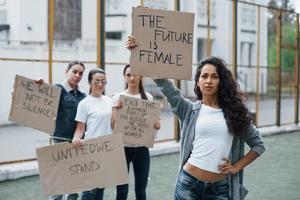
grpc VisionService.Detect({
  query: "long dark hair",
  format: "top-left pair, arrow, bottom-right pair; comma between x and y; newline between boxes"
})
123,64 -> 148,100
88,68 -> 106,94
67,60 -> 85,71
194,56 -> 251,137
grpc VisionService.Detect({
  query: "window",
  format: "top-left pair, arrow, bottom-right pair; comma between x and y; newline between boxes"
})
106,31 -> 122,40
54,0 -> 81,41
198,38 -> 213,61
240,42 -> 254,66
197,39 -> 206,62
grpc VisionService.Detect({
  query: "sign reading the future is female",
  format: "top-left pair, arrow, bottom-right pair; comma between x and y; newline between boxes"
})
130,6 -> 194,80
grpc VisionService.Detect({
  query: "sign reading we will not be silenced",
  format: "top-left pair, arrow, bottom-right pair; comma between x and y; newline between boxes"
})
9,75 -> 61,134
36,133 -> 128,196
130,6 -> 194,80
114,95 -> 160,147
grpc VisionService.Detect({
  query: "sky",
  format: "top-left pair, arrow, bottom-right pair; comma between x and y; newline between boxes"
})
293,0 -> 300,13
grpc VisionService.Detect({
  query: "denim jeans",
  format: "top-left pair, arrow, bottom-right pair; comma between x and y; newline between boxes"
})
49,193 -> 78,200
81,188 -> 104,200
174,169 -> 229,200
116,146 -> 150,200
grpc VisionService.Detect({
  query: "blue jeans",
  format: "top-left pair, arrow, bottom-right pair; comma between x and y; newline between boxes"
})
116,146 -> 150,200
174,169 -> 229,200
49,193 -> 78,200
81,188 -> 104,200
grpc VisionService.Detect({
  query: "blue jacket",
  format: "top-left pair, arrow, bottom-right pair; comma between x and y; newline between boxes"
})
154,79 -> 265,200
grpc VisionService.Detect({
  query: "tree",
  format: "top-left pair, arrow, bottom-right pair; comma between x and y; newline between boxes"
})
267,0 -> 297,72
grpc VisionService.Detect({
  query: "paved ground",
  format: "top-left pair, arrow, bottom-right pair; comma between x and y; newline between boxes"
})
0,110 -> 175,163
0,132 -> 299,200
1,96 -> 299,163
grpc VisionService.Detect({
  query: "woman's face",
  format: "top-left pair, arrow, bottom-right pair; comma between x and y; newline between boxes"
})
124,67 -> 141,88
65,64 -> 85,88
197,64 -> 220,98
90,73 -> 107,95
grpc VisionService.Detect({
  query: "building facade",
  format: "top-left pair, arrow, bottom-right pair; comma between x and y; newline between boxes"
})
0,0 -> 267,125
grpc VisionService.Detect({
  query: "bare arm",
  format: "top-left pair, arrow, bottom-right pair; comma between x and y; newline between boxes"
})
218,150 -> 259,175
72,122 -> 85,148
111,101 -> 122,129
111,108 -> 116,129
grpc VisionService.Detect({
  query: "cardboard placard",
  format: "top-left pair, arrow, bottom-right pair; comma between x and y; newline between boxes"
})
114,95 -> 160,147
130,6 -> 194,80
36,133 -> 128,196
9,75 -> 61,134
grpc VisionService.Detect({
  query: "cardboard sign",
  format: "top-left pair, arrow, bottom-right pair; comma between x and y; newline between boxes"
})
9,75 -> 61,134
36,133 -> 128,196
114,95 -> 160,147
130,6 -> 194,80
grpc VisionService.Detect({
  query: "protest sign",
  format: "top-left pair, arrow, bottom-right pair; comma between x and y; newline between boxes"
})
130,6 -> 194,80
114,95 -> 160,147
36,133 -> 128,196
9,75 -> 61,134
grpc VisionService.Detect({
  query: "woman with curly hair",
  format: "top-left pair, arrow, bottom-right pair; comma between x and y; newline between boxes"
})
128,37 -> 264,200
158,57 -> 265,200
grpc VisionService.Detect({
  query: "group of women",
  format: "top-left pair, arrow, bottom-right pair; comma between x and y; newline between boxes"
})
45,60 -> 158,200
43,35 -> 265,200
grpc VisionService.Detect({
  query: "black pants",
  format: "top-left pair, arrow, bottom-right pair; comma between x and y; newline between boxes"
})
116,146 -> 150,200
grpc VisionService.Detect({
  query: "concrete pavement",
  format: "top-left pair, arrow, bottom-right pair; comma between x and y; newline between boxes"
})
1,131 -> 300,200
1,122 -> 300,182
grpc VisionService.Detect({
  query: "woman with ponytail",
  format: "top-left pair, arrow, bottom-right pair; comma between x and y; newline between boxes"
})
112,64 -> 160,200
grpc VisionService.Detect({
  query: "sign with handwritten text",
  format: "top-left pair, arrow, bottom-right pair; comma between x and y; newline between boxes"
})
9,75 -> 61,134
114,95 -> 160,147
130,6 -> 194,80
36,133 -> 128,196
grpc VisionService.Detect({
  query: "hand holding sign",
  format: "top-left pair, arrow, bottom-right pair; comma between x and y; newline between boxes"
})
113,95 -> 160,147
9,75 -> 61,134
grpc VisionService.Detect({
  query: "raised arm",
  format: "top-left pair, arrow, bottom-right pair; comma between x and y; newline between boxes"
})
154,79 -> 192,121
126,36 -> 192,121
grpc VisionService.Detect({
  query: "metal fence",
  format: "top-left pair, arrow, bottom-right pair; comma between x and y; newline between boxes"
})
0,0 -> 299,164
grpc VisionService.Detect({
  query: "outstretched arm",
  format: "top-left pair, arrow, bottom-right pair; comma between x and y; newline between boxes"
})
154,79 -> 192,121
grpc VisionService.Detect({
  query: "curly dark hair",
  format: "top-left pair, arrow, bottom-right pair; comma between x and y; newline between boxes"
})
194,56 -> 251,137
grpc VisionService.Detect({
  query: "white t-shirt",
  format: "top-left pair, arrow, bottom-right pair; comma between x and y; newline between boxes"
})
75,95 -> 112,139
187,104 -> 233,173
112,90 -> 153,147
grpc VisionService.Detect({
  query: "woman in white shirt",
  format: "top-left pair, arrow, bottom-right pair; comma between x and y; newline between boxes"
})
72,68 -> 114,200
112,64 -> 160,200
126,36 -> 265,200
